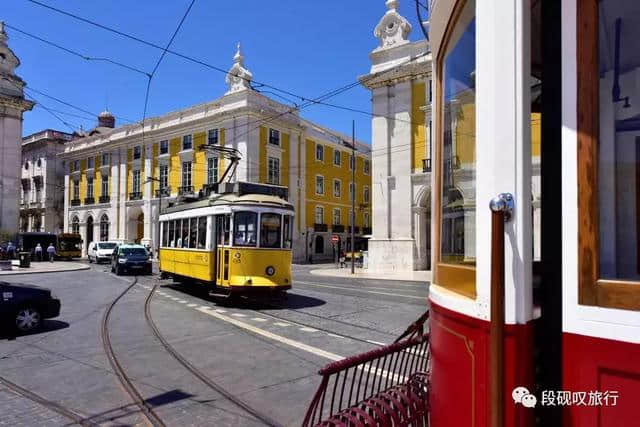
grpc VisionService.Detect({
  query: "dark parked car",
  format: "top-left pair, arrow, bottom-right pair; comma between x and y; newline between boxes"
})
0,281 -> 61,333
111,244 -> 152,275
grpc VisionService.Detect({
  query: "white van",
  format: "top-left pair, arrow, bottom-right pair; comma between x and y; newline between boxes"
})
87,241 -> 119,263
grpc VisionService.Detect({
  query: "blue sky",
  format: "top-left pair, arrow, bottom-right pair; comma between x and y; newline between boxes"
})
5,0 -> 428,143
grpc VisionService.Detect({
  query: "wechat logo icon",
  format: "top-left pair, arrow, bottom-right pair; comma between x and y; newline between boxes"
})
512,386 -> 537,408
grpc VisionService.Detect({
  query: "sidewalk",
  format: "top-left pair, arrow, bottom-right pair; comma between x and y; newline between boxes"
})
0,260 -> 89,276
309,266 -> 431,282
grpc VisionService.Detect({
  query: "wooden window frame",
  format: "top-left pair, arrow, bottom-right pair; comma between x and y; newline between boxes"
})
577,1 -> 640,311
433,0 -> 476,299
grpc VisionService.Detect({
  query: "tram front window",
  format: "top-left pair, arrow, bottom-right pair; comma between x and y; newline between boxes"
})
283,215 -> 293,249
260,213 -> 282,248
234,212 -> 257,247
440,1 -> 476,266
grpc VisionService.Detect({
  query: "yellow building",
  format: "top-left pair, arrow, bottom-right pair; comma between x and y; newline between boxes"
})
61,45 -> 371,262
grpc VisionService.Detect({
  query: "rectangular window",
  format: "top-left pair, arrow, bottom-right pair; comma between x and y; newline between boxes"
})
87,157 -> 94,169
364,159 -> 370,174
350,155 -> 355,170
132,170 -> 141,193
316,144 -> 324,161
73,160 -> 79,172
268,128 -> 280,146
234,211 -> 257,247
159,140 -> 169,155
364,186 -> 370,204
333,150 -> 341,166
101,152 -> 110,165
267,157 -> 280,185
159,165 -> 168,190
333,208 -> 341,225
283,215 -> 293,249
133,146 -> 141,160
316,176 -> 324,195
333,180 -> 341,198
168,220 -> 175,247
349,183 -> 355,202
576,0 -> 640,310
207,157 -> 218,185
101,174 -> 109,197
207,129 -> 219,145
189,217 -> 197,249
87,177 -> 94,198
348,210 -> 353,226
73,180 -> 79,198
181,218 -> 189,248
260,213 -> 282,248
364,212 -> 370,228
315,206 -> 324,224
162,222 -> 168,247
197,216 -> 207,249
182,134 -> 192,151
182,162 -> 192,188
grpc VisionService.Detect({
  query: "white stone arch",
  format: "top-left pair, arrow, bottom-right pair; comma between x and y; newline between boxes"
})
412,184 -> 431,270
81,210 -> 95,224
126,205 -> 144,243
414,184 -> 431,209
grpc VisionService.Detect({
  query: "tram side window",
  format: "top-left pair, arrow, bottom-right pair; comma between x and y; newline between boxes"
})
162,222 -> 168,247
198,217 -> 207,249
168,220 -> 175,247
234,212 -> 257,247
181,219 -> 189,248
283,215 -> 293,249
189,217 -> 197,249
260,213 -> 282,248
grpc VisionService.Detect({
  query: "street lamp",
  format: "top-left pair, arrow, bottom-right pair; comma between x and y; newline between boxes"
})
144,176 -> 168,259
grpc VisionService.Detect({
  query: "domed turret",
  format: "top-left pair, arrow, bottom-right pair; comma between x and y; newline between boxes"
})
98,110 -> 115,128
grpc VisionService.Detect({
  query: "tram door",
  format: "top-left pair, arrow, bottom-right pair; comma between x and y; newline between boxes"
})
214,214 -> 231,287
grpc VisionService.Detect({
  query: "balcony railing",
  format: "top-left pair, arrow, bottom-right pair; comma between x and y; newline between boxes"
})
70,198 -> 81,206
129,192 -> 143,200
178,185 -> 194,195
155,188 -> 170,198
332,224 -> 345,233
422,158 -> 432,173
84,197 -> 95,205
362,227 -> 372,235
99,195 -> 110,204
314,223 -> 328,232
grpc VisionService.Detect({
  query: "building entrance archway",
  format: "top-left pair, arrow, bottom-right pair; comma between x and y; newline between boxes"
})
86,216 -> 94,246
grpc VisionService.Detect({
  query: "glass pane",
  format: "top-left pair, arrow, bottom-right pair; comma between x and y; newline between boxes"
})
234,211 -> 257,247
440,2 -> 476,266
260,213 -> 282,248
168,220 -> 175,247
598,1 -> 640,280
189,217 -> 197,249
182,219 -> 189,248
283,215 -> 292,249
198,217 -> 207,249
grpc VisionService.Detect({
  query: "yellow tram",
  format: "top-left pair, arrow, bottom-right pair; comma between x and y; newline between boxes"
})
158,182 -> 294,295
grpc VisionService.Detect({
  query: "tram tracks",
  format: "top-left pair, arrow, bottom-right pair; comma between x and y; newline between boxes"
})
0,375 -> 94,426
101,277 -> 166,427
144,284 -> 282,427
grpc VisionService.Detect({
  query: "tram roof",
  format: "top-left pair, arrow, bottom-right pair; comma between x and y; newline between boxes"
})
162,192 -> 294,215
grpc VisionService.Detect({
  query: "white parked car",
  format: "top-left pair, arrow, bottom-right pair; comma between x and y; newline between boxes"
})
88,241 -> 119,264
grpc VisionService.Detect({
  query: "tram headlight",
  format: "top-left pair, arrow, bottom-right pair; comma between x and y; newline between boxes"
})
265,266 -> 275,276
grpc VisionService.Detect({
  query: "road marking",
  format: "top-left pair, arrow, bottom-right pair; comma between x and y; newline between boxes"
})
296,280 -> 427,294
273,322 -> 291,327
328,333 -> 346,338
299,327 -> 318,332
251,317 -> 267,322
231,313 -> 247,317
178,300 -> 187,303
296,282 -> 425,300
199,305 -> 211,310
187,303 -> 198,307
196,307 -> 405,382
215,309 -> 226,313
366,339 -> 386,346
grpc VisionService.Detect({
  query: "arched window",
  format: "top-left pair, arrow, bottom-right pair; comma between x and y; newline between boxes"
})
100,214 -> 109,241
71,216 -> 80,234
315,235 -> 324,254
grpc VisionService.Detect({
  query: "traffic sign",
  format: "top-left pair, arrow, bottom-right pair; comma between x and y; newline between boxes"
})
331,235 -> 340,243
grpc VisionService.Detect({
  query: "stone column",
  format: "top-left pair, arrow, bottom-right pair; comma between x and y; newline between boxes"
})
142,143 -> 153,247
118,148 -> 127,241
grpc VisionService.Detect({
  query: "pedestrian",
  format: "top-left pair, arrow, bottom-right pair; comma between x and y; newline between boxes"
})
35,243 -> 43,262
47,243 -> 56,263
339,250 -> 346,268
7,242 -> 16,259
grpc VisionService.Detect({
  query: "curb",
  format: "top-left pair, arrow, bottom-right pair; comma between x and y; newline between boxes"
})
308,269 -> 431,282
0,264 -> 90,276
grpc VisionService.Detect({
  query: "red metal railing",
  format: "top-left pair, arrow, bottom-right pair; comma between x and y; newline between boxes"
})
302,312 -> 430,427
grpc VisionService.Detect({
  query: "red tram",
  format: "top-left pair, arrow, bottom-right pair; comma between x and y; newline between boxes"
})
305,0 -> 640,426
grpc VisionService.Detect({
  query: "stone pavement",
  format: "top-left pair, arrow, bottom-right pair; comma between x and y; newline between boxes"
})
0,260 -> 89,275
309,264 -> 431,282
0,384 -> 70,427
